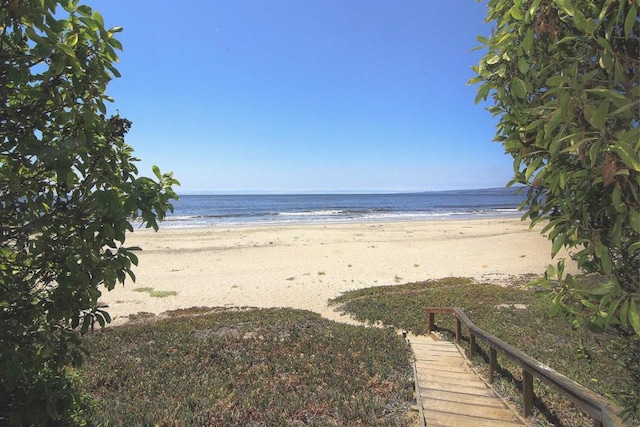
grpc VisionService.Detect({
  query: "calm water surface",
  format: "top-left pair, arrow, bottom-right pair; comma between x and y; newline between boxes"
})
153,188 -> 526,228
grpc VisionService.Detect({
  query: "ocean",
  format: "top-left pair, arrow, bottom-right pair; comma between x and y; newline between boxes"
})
153,188 -> 527,228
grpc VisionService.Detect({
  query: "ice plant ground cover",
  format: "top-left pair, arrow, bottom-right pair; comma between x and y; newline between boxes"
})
79,307 -> 416,426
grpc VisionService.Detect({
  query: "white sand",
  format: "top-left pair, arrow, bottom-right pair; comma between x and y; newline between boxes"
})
98,218 -> 578,325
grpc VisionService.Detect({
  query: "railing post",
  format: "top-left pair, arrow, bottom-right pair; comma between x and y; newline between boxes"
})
523,367 -> 534,418
427,311 -> 434,335
455,317 -> 461,343
469,333 -> 476,359
489,347 -> 497,384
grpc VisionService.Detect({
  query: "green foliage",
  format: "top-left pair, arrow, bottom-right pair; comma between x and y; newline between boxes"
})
470,1 -> 639,334
0,0 -> 178,424
80,308 -> 414,426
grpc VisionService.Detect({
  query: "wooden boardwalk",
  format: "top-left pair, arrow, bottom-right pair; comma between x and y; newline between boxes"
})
407,334 -> 525,427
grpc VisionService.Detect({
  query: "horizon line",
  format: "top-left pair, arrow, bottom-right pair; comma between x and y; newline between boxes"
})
175,186 -> 520,196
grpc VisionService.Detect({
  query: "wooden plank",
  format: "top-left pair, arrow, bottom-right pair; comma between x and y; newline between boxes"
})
414,357 -> 468,369
414,341 -> 457,348
411,345 -> 459,353
424,398 -> 518,422
421,388 -> 508,408
419,380 -> 493,394
425,398 -> 522,422
418,372 -> 487,388
418,384 -> 497,399
417,369 -> 479,383
425,410 -> 523,427
415,353 -> 462,360
416,356 -> 468,366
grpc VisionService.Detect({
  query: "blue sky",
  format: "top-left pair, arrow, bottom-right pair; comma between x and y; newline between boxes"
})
95,1 -> 508,194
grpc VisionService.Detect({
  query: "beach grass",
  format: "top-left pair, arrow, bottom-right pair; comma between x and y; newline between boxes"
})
78,308 -> 416,426
132,287 -> 154,293
133,287 -> 178,298
149,290 -> 178,298
330,277 -> 638,426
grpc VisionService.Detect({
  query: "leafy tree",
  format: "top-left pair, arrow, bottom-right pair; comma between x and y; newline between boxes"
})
470,0 -> 639,418
0,0 -> 178,424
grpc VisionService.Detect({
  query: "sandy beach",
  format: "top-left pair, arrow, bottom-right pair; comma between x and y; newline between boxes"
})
98,218 -> 578,326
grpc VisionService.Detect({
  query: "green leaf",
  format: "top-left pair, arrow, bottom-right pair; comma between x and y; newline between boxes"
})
81,315 -> 91,334
474,83 -> 491,104
620,298 -> 630,326
152,165 -> 162,179
92,11 -> 105,27
590,278 -> 621,296
486,54 -> 500,65
517,57 -> 529,75
49,57 -> 65,76
630,209 -> 640,234
66,33 -> 78,47
56,43 -> 76,58
522,29 -> 534,55
510,6 -> 523,20
525,156 -> 544,181
588,140 -> 601,166
624,3 -> 638,38
79,16 -> 100,31
599,51 -> 613,70
551,234 -> 565,257
77,5 -> 93,16
108,37 -> 123,51
611,217 -> 622,247
589,100 -> 608,130
107,63 -> 122,78
71,315 -> 80,329
95,310 -> 108,327
572,9 -> 588,31
585,88 -> 627,102
129,251 -> 139,266
629,300 -> 640,336
555,0 -> 575,16
598,247 -> 613,275
594,239 -> 606,259
580,298 -> 599,310
611,142 -> 640,171
612,184 -> 622,211
93,313 -> 103,328
596,37 -> 614,53
611,99 -> 640,116
512,78 -> 527,99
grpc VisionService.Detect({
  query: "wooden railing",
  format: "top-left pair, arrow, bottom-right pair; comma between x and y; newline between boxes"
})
426,307 -> 624,427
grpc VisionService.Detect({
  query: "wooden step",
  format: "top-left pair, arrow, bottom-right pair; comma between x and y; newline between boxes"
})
421,388 -> 508,408
419,380 -> 493,395
418,368 -> 480,383
425,410 -> 523,427
409,335 -> 525,426
425,397 -> 520,421
414,361 -> 469,373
